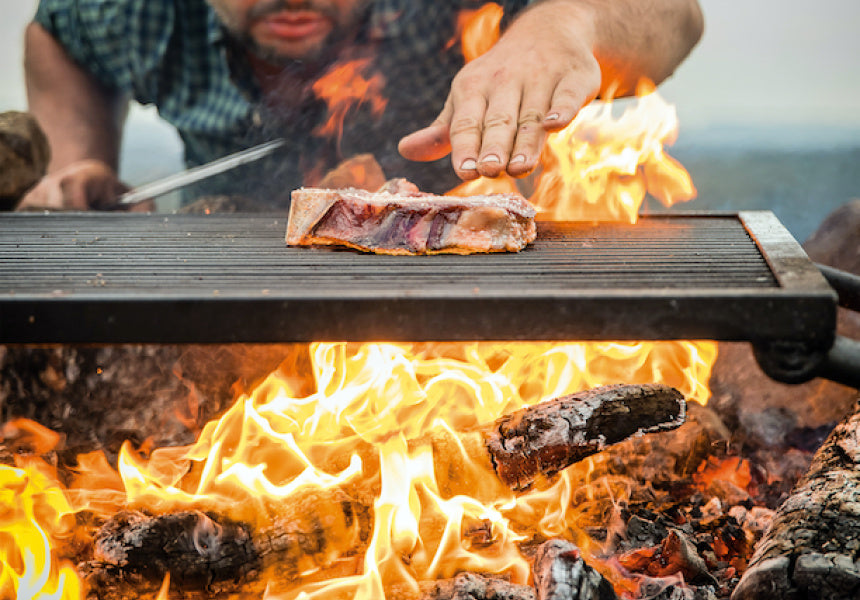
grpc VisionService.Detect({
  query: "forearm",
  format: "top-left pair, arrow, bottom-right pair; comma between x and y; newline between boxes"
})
511,0 -> 704,96
24,22 -> 128,173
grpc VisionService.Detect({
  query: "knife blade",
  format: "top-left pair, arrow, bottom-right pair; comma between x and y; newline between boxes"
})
117,138 -> 285,206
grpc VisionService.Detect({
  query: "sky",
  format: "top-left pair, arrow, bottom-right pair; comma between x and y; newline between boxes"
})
2,0 -> 860,181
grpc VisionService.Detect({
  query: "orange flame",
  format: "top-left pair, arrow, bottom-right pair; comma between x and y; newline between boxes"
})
313,58 -> 388,142
455,3 -> 504,62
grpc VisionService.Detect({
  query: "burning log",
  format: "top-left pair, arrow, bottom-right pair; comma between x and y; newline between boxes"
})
732,399 -> 860,600
81,384 -> 684,598
533,539 -> 618,600
81,487 -> 371,599
484,383 -> 686,491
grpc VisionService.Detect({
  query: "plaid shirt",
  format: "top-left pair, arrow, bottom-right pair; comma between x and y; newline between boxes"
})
34,0 -> 534,205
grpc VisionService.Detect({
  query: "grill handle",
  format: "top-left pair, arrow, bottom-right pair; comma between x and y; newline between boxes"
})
815,263 -> 860,312
753,264 -> 860,389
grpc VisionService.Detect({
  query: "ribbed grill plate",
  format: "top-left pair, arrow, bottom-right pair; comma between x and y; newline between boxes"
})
0,212 -> 835,343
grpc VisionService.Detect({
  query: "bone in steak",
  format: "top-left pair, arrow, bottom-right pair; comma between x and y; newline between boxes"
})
286,178 -> 537,254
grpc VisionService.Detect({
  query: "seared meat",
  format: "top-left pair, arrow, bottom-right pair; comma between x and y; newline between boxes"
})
286,179 -> 537,255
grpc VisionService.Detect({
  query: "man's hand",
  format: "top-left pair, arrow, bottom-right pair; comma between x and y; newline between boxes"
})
17,160 -> 130,211
398,3 -> 601,181
398,0 -> 703,182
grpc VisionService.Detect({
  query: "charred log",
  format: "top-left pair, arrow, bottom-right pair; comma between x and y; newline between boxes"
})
81,487 -> 371,599
419,572 -> 536,600
485,384 -> 686,490
732,399 -> 860,600
533,539 -> 617,600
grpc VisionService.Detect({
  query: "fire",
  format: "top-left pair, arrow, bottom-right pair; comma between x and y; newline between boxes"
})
454,3 -> 503,62
447,84 -> 696,222
0,422 -> 80,600
313,58 -> 388,143
531,82 -> 696,223
0,5 -> 718,599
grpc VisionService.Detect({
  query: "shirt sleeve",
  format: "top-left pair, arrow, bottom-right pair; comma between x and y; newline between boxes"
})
32,0 -> 173,100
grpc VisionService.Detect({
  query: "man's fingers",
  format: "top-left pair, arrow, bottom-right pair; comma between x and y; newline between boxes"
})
447,91 -> 489,181
506,80 -> 555,177
398,97 -> 454,162
398,123 -> 451,162
543,70 -> 599,132
475,86 -> 521,178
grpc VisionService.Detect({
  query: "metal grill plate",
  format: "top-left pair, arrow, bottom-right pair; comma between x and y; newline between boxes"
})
0,211 -> 836,344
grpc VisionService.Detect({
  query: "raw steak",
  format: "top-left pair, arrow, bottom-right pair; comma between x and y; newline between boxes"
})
286,179 -> 537,255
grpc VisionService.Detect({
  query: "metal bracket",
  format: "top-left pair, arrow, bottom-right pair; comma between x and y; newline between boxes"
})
754,264 -> 860,389
752,339 -> 831,385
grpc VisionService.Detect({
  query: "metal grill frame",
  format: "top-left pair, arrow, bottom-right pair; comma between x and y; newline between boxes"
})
0,210 -> 836,348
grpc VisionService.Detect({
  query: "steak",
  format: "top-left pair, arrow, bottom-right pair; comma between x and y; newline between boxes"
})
286,179 -> 537,254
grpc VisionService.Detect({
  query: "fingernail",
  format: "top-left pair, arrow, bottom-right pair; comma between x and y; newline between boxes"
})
480,154 -> 501,164
460,158 -> 477,170
509,154 -> 526,165
545,112 -> 561,121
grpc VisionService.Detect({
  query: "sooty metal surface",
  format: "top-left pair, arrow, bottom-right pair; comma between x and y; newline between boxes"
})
0,211 -> 836,344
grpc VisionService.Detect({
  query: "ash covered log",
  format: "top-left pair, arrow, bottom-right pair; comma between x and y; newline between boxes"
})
81,384 -> 684,597
419,572 -> 536,600
732,399 -> 860,600
533,539 -> 618,600
81,487 -> 371,599
485,384 -> 686,490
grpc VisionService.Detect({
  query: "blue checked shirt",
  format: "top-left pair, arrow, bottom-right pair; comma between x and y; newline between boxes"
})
34,0 -> 534,205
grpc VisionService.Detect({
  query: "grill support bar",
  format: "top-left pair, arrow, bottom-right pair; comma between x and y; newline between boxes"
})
753,264 -> 860,388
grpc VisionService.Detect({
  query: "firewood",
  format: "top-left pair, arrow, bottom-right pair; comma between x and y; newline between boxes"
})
80,384 -> 684,597
732,399 -> 860,600
419,572 -> 536,600
533,539 -> 618,600
484,384 -> 686,490
81,486 -> 371,599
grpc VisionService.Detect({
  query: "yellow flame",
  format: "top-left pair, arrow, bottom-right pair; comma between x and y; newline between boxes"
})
103,340 -> 714,598
532,82 -> 696,223
0,461 -> 82,600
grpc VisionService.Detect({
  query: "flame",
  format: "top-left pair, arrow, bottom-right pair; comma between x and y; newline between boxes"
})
2,337 -> 716,599
0,461 -> 81,600
454,3 -> 504,62
531,81 -> 696,223
99,340 -> 711,598
451,85 -> 698,221
313,58 -> 388,142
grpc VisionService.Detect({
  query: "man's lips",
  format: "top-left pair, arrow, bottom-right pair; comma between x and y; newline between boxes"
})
256,11 -> 330,40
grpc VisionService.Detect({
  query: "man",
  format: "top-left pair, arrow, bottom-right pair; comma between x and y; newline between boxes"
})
19,0 -> 703,210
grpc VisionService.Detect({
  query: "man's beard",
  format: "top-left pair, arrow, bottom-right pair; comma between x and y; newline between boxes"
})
212,0 -> 369,69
